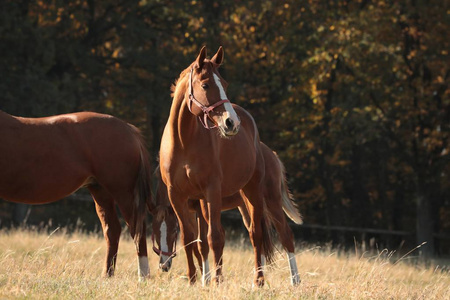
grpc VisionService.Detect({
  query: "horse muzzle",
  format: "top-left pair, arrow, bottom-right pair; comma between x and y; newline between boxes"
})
216,110 -> 240,137
159,256 -> 172,272
223,117 -> 240,136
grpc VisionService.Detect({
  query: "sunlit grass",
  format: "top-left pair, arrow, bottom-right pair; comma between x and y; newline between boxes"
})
0,228 -> 448,299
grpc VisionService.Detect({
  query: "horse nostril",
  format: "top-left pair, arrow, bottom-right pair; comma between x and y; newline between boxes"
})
225,118 -> 234,130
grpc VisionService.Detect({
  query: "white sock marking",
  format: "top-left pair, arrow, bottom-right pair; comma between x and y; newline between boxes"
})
138,256 -> 149,281
202,260 -> 211,286
287,252 -> 300,286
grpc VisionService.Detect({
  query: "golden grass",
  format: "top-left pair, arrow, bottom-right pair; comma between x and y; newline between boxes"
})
0,228 -> 448,299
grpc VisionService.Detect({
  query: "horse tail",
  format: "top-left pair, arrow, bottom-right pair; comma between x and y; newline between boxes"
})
132,130 -> 152,247
260,195 -> 278,265
276,155 -> 303,225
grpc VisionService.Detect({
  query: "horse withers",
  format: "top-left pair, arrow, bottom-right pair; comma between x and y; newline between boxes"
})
153,142 -> 303,286
0,110 -> 152,281
159,46 -> 276,286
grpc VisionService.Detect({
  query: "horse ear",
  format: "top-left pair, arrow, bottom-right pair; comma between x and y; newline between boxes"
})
195,46 -> 207,69
211,46 -> 224,66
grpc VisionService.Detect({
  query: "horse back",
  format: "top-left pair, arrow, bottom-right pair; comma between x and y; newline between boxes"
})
0,111 -> 143,203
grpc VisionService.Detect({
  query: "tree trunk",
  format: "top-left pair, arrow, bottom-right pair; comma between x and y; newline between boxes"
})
416,185 -> 435,258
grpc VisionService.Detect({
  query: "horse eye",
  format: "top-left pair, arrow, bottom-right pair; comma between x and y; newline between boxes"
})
201,83 -> 209,89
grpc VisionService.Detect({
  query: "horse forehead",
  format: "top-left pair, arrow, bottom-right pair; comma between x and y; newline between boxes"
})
199,62 -> 218,78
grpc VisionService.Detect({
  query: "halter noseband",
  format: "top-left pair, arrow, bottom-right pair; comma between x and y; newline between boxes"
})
151,231 -> 178,258
187,67 -> 230,129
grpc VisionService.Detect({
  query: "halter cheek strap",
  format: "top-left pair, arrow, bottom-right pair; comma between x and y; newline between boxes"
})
187,68 -> 230,129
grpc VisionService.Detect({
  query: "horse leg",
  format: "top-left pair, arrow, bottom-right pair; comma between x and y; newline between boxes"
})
202,187 -> 225,285
189,211 -> 203,273
241,185 -> 269,287
169,191 -> 198,284
89,186 -> 121,277
266,197 -> 300,285
237,202 -> 268,269
196,202 -> 211,285
114,192 -> 149,281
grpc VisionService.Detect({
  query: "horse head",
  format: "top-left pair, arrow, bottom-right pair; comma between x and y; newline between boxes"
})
186,46 -> 241,137
151,204 -> 178,272
152,166 -> 179,272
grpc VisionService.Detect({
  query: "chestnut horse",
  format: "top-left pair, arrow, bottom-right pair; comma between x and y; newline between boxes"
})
0,110 -> 152,281
153,142 -> 302,286
159,46 -> 274,286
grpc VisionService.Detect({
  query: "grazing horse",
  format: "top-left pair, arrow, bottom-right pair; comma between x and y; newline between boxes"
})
0,110 -> 152,281
159,46 -> 274,286
153,142 -> 303,286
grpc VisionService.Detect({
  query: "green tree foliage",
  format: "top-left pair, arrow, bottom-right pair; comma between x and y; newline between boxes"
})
0,0 -> 448,255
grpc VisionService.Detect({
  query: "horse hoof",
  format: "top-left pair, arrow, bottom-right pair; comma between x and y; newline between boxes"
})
255,276 -> 265,287
202,274 -> 212,286
291,275 -> 301,286
188,274 -> 197,285
213,275 -> 224,285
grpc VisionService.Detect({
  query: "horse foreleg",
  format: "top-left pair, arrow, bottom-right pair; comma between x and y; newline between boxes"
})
188,211 -> 203,272
203,188 -> 225,285
196,202 -> 211,286
169,191 -> 198,284
91,188 -> 121,278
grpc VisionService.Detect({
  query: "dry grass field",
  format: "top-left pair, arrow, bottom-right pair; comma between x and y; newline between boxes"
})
0,227 -> 448,299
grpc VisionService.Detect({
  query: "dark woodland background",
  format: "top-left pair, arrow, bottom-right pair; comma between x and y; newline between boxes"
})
0,0 -> 448,257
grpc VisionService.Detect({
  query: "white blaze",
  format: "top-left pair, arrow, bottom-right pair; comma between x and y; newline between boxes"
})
213,73 -> 240,127
160,221 -> 170,262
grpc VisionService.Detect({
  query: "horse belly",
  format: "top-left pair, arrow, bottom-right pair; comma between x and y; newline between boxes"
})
0,167 -> 90,204
0,146 -> 91,204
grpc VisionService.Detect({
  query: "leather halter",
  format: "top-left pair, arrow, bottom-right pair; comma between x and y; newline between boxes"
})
187,67 -> 230,129
151,231 -> 177,258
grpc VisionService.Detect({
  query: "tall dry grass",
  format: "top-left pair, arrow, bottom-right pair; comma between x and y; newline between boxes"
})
0,227 -> 448,299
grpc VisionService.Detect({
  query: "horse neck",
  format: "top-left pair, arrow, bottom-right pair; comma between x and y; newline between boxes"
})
168,79 -> 203,148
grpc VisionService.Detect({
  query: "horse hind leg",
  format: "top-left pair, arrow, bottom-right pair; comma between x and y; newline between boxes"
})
241,184 -> 274,287
238,201 -> 268,271
265,190 -> 300,286
113,191 -> 149,281
89,185 -> 121,278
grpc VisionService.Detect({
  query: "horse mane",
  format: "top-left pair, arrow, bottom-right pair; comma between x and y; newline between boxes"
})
170,64 -> 192,98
